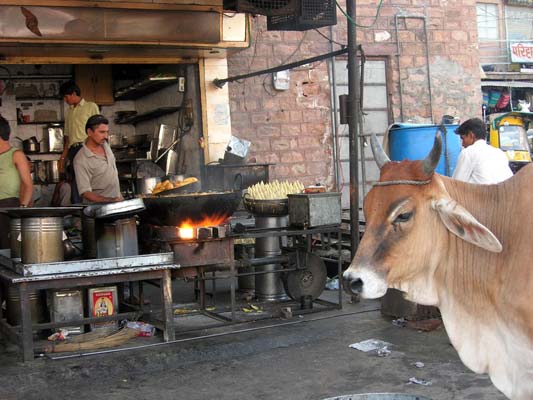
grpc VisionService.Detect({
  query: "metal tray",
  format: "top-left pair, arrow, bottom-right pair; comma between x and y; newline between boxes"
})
0,206 -> 83,218
83,198 -> 145,219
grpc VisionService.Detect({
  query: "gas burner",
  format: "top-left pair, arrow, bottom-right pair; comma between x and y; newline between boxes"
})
150,223 -> 230,242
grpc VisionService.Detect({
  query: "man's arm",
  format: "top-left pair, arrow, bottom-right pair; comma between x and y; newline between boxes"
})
81,191 -> 122,203
13,150 -> 34,206
59,135 -> 69,173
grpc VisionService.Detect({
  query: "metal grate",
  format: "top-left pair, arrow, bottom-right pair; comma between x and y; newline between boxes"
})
267,0 -> 337,31
223,0 -> 300,16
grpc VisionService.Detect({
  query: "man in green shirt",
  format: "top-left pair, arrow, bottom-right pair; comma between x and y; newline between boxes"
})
59,81 -> 99,203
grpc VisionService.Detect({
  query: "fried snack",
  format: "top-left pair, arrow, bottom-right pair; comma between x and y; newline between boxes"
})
247,180 -> 304,200
151,177 -> 199,194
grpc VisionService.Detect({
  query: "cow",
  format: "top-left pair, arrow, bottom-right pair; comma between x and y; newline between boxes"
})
342,132 -> 533,400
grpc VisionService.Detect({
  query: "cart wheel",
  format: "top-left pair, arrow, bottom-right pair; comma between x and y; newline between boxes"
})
283,252 -> 327,301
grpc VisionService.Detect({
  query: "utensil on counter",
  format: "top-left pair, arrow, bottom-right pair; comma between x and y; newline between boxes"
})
17,136 -> 40,153
82,198 -> 145,219
108,134 -> 123,147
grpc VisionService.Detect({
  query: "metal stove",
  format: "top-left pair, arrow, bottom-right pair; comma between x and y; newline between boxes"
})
141,221 -> 236,322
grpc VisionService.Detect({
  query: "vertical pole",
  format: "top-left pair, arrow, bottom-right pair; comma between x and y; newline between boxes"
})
19,283 -> 34,362
347,0 -> 360,258
161,269 -> 175,341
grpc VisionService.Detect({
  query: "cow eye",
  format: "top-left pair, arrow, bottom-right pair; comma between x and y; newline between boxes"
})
394,212 -> 412,223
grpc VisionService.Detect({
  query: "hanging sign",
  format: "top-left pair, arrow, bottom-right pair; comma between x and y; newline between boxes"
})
510,42 -> 533,63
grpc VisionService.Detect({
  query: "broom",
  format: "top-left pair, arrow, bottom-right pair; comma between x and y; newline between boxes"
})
43,327 -> 140,353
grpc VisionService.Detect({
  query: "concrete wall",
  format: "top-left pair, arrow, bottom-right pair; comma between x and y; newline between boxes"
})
226,0 -> 482,188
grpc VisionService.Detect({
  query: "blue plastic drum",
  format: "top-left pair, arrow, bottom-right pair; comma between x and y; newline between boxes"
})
389,123 -> 461,177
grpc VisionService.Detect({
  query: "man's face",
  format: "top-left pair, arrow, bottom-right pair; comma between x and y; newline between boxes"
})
63,93 -> 77,106
87,123 -> 109,146
460,131 -> 476,148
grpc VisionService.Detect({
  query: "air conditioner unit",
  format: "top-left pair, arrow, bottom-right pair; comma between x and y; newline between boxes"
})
223,0 -> 300,16
267,0 -> 337,31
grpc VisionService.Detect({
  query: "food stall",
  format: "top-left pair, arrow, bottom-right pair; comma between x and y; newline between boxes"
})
0,1 -> 346,362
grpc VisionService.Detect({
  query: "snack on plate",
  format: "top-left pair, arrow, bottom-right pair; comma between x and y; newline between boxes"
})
247,180 -> 304,200
151,177 -> 198,194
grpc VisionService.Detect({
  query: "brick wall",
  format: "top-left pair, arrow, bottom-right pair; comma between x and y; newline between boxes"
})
227,0 -> 482,187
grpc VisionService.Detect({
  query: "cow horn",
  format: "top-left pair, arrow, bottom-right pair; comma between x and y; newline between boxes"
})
422,132 -> 442,175
370,132 -> 390,169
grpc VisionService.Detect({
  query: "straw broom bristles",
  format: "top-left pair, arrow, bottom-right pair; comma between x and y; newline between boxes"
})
43,327 -> 140,353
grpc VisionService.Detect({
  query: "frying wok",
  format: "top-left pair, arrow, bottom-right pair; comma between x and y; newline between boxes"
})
140,190 -> 241,226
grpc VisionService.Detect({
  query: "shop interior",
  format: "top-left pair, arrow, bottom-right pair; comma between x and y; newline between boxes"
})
0,63 -> 204,205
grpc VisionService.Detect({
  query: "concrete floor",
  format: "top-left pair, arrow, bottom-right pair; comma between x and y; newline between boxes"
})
0,288 -> 505,400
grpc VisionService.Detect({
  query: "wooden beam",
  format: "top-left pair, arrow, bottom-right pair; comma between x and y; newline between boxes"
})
0,0 -> 223,11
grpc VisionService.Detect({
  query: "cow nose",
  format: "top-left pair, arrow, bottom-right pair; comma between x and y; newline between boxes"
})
343,277 -> 363,295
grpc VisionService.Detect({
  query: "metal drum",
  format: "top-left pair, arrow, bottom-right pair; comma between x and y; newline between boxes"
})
6,286 -> 47,328
9,218 -> 21,259
254,215 -> 288,301
96,217 -> 138,258
82,214 -> 97,259
21,217 -> 64,264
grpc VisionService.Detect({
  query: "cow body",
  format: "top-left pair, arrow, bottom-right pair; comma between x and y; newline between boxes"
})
343,155 -> 533,399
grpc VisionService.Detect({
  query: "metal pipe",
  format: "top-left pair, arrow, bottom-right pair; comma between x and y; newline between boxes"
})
235,255 -> 289,268
347,0 -> 360,258
394,14 -> 434,123
213,48 -> 348,88
328,24 -> 341,191
358,47 -> 367,197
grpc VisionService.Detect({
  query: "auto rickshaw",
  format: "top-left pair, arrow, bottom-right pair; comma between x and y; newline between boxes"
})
488,111 -> 533,173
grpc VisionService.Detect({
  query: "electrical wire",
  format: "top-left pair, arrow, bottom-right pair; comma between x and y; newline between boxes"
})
314,28 -> 346,48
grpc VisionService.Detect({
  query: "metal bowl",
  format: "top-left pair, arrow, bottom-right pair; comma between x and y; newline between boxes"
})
242,193 -> 288,216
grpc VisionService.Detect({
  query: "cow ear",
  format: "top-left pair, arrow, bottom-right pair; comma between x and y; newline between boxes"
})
432,198 -> 503,253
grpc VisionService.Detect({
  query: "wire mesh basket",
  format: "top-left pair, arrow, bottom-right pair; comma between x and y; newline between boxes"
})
267,0 -> 336,31
223,0 -> 300,16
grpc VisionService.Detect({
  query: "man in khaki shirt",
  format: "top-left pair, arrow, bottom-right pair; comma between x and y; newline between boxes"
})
59,81 -> 99,203
73,115 -> 122,203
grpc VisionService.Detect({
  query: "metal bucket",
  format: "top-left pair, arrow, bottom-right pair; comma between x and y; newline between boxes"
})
96,217 -> 138,258
81,214 -> 97,259
21,217 -> 64,264
6,285 -> 47,327
323,395 -> 432,400
254,215 -> 288,301
9,218 -> 21,259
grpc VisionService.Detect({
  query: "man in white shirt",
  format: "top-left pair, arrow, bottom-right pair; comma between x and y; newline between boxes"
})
452,117 -> 513,184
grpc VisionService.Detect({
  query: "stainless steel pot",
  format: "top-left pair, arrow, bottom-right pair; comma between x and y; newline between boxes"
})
9,218 -> 21,259
96,217 -> 138,258
21,136 -> 40,153
136,177 -> 161,195
45,160 -> 61,183
21,217 -> 64,264
108,134 -> 123,147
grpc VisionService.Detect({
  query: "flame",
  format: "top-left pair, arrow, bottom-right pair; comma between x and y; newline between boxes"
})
177,213 -> 229,240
